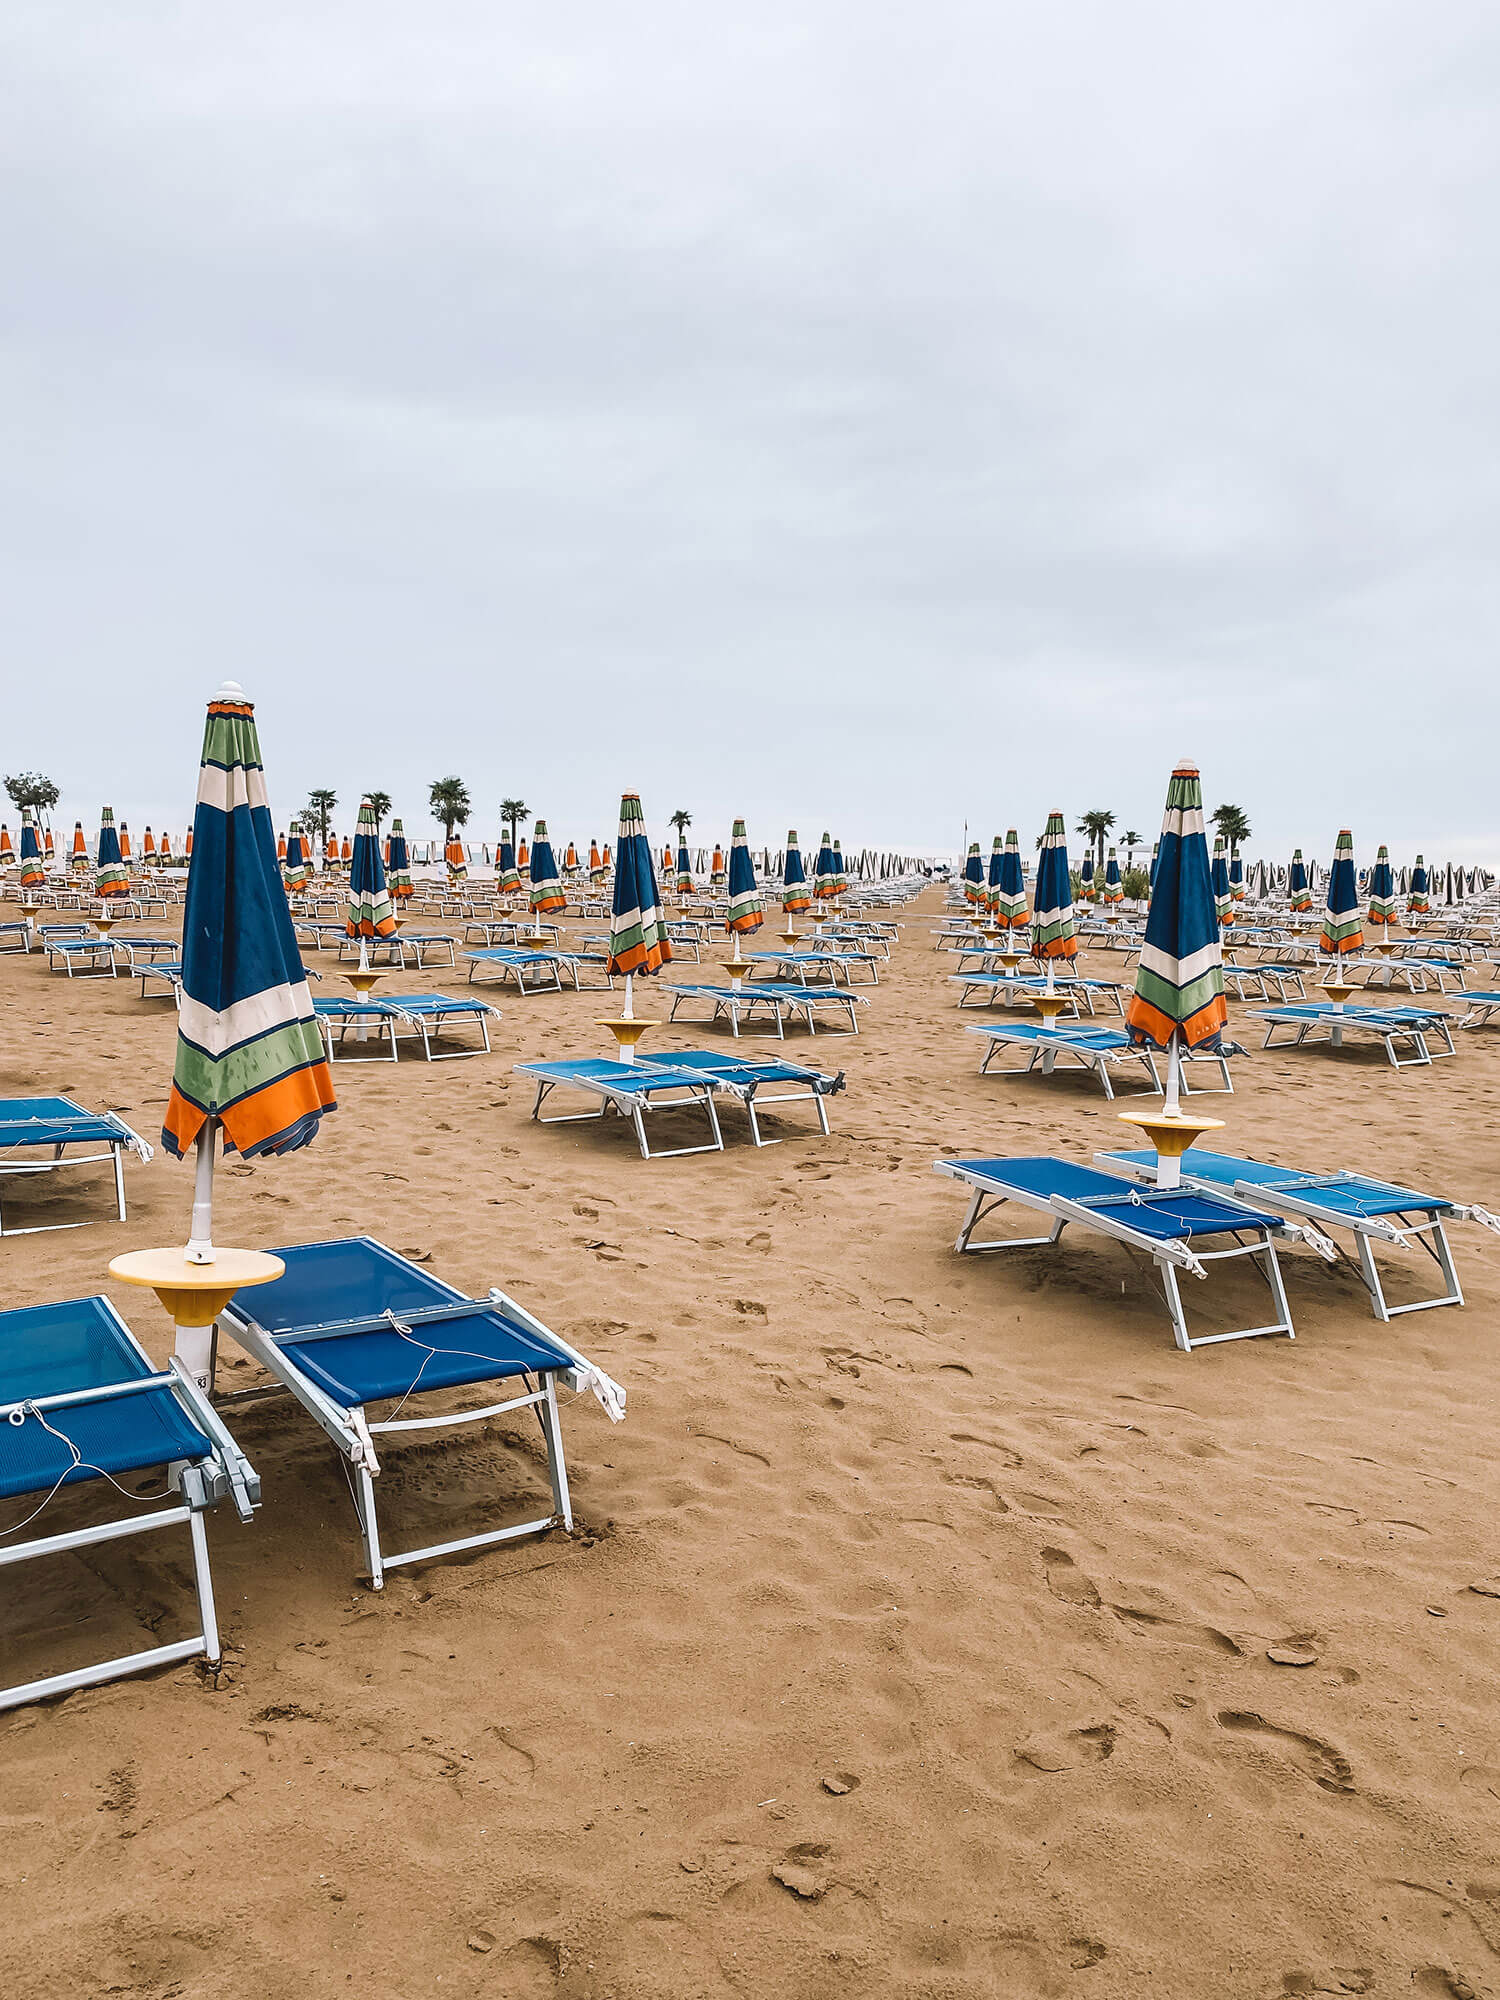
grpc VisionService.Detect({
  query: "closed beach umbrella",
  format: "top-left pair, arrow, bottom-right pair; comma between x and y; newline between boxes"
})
184,826 -> 192,863
564,840 -> 579,876
676,840 -> 694,896
347,798 -> 396,966
119,822 -> 132,862
1210,837 -> 1233,924
444,835 -> 467,882
69,820 -> 88,873
277,830 -> 287,864
1031,811 -> 1078,979
44,825 -> 55,865
162,683 -> 335,1281
387,818 -> 413,900
339,834 -> 352,868
1320,830 -> 1364,955
158,829 -> 174,867
607,792 -> 673,1034
603,842 -> 612,870
1288,848 -> 1311,912
142,826 -> 157,867
0,823 -> 12,864
813,832 -> 840,902
782,830 -> 811,913
710,843 -> 726,888
661,840 -> 673,875
18,808 -> 45,889
1104,846 -> 1123,905
1367,844 -> 1396,930
1149,840 -> 1159,890
995,829 -> 1028,930
517,836 -> 530,875
1228,852 -> 1244,901
726,818 -> 764,938
1407,854 -> 1430,915
832,837 -> 847,897
985,836 -> 1004,917
589,840 -> 605,887
1079,851 -> 1095,903
496,833 -> 521,895
284,831 -> 310,891
962,841 -> 985,906
95,806 -> 129,899
1125,760 -> 1226,1142
325,832 -> 339,871
528,819 -> 566,917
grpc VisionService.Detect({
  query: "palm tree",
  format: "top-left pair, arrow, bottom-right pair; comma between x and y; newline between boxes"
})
1123,829 -> 1143,870
1211,804 -> 1251,858
429,776 -> 472,844
4,772 -> 60,827
305,788 -> 338,850
364,790 -> 392,831
669,808 -> 692,840
499,798 -> 530,850
1076,809 -> 1116,868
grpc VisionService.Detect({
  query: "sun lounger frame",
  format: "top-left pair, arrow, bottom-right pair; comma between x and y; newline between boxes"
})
967,1022 -> 1165,1099
0,1099 -> 150,1237
0,1301 -> 258,1711
516,1059 -> 725,1158
1252,1004 -> 1455,1068
934,1159 -> 1295,1353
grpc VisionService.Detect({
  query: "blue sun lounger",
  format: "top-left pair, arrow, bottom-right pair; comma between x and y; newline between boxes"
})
1251,1003 -> 1455,1068
43,933 -> 120,977
636,1047 -> 844,1145
1096,1147 -> 1500,1321
1459,992 -> 1500,1029
218,1237 -> 623,1589
0,1096 -> 152,1237
933,1156 -> 1297,1353
744,949 -> 879,986
0,1294 -> 258,1710
514,1057 -> 725,1158
313,993 -> 500,1062
664,982 -> 867,1038
966,1021 -> 1171,1099
949,972 -> 1127,1015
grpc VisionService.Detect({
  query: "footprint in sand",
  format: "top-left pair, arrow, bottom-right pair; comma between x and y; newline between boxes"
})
1014,1722 -> 1116,1773
1215,1711 -> 1355,1793
949,1432 -> 1024,1469
1042,1547 -> 1101,1608
1112,1606 -> 1243,1656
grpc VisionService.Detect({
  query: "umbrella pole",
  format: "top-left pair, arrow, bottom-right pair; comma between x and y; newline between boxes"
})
186,1117 -> 217,1272
1164,1031 -> 1182,1123
623,972 -> 634,1021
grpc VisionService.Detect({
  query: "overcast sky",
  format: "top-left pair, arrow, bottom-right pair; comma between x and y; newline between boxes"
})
4,3 -> 1497,865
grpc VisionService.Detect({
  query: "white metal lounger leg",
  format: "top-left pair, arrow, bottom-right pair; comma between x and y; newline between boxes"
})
0,1502 -> 220,1711
352,1459 -> 385,1589
953,1189 -> 1066,1254
540,1374 -> 573,1530
113,1142 -> 127,1222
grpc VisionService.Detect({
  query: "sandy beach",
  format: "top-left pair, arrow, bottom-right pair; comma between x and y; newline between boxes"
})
4,889 -> 1500,2000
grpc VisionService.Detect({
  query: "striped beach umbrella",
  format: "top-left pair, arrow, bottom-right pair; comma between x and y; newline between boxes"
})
813,832 -> 840,903
444,835 -> 467,882
142,826 -> 157,867
1125,760 -> 1226,1138
1367,843 -> 1397,929
120,822 -> 132,863
832,838 -> 847,897
726,818 -> 764,937
589,840 -> 605,887
95,806 -> 129,899
661,841 -> 673,875
528,819 -> 566,915
159,828 -> 175,867
995,829 -> 1028,929
43,825 -> 55,865
1031,811 -> 1078,970
1407,854 -> 1430,915
985,836 -> 1003,917
783,830 -> 810,913
18,808 -> 45,889
162,684 -> 335,1255
496,833 -> 521,895
69,820 -> 88,873
1149,840 -> 1159,890
347,798 -> 396,963
516,836 -> 529,875
676,840 -> 694,896
1103,846 -> 1123,905
0,823 -> 13,864
1210,837 -> 1233,924
324,832 -> 339,871
1228,852 -> 1244,901
603,842 -> 612,870
339,834 -> 352,868
1320,830 -> 1364,955
607,793 -> 673,1017
710,844 -> 726,888
1288,848 -> 1311,912
277,830 -> 287,865
284,831 -> 310,891
184,826 -> 193,863
962,841 -> 985,906
1079,851 -> 1095,903
387,818 -> 413,900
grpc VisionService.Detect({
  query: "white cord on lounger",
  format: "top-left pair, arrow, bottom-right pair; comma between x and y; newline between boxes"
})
0,1402 -> 171,1539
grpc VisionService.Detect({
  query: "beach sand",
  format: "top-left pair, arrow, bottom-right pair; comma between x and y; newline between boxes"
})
3,892 -> 1499,1999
